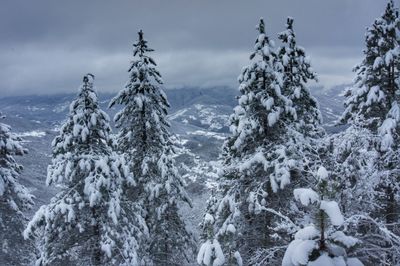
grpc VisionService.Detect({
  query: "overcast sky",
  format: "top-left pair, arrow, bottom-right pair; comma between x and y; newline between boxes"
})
0,0 -> 389,96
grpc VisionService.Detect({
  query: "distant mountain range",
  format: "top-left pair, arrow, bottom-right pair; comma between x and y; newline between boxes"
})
0,85 -> 347,132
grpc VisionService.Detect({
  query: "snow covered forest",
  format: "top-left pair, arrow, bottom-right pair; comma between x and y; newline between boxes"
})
1,1 -> 400,265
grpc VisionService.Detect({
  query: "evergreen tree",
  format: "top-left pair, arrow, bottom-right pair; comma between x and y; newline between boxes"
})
109,30 -> 193,265
332,1 -> 400,264
197,194 -> 227,266
322,126 -> 400,264
24,75 -> 139,265
282,167 -> 363,266
0,112 -> 35,265
340,0 -> 400,131
197,18 -> 324,265
278,17 -> 323,137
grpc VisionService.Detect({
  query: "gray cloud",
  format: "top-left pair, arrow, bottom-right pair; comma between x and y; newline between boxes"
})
0,0 -> 388,96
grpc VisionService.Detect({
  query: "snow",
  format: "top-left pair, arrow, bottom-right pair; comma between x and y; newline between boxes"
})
90,113 -> 97,126
320,200 -> 344,226
268,111 -> 280,126
0,178 -> 4,196
188,130 -> 226,140
263,97 -> 274,110
234,251 -> 243,266
317,166 -> 328,180
282,54 -> 290,66
308,253 -> 337,266
388,101 -> 400,121
385,50 -> 394,66
294,225 -> 319,240
294,188 -> 319,206
282,239 -> 316,266
101,243 -> 112,258
365,86 -> 384,106
239,151 -> 267,172
330,231 -> 359,248
197,239 -> 225,266
347,258 -> 364,266
226,224 -> 236,234
15,130 -> 46,138
212,241 -> 225,266
168,108 -> 188,120
73,124 -> 81,137
204,213 -> 214,224
373,57 -> 383,70
134,95 -> 143,109
378,102 -> 400,150
294,87 -> 301,99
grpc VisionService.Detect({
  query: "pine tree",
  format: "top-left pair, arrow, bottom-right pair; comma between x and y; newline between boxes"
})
282,167 -> 363,266
220,17 -> 292,264
0,112 -> 35,265
24,75 -> 139,266
340,0 -> 400,132
197,194 -> 227,266
109,30 -> 193,265
197,18 -> 324,265
333,1 -> 400,264
278,17 -> 323,137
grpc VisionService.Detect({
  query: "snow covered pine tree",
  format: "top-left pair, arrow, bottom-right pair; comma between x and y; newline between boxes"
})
197,18 -> 324,265
332,0 -> 400,264
24,75 -> 139,265
197,193 -> 226,266
0,112 -> 35,265
282,167 -> 363,266
109,30 -> 194,265
277,17 -> 323,138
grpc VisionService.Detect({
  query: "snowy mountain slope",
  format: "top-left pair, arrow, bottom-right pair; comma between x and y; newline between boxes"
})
312,84 -> 347,133
169,104 -> 231,132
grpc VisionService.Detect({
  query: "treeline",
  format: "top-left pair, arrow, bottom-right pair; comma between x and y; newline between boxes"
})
1,1 -> 400,266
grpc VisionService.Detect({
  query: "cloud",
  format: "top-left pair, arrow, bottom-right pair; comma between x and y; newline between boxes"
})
157,49 -> 249,89
0,45 -> 360,95
0,45 -> 126,95
0,0 -> 388,96
308,47 -> 362,87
